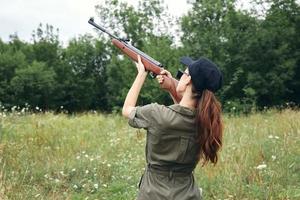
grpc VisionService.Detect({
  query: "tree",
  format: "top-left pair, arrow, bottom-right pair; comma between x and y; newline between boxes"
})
180,0 -> 257,108
10,61 -> 55,109
56,35 -> 108,111
0,37 -> 28,107
31,23 -> 61,67
180,0 -> 300,110
243,0 -> 300,106
95,0 -> 179,110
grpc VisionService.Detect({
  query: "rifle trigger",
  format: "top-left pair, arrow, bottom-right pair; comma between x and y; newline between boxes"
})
149,72 -> 157,79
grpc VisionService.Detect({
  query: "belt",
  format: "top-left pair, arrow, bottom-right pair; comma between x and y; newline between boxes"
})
146,164 -> 193,178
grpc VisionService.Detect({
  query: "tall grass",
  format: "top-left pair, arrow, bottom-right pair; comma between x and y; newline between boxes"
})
0,109 -> 299,199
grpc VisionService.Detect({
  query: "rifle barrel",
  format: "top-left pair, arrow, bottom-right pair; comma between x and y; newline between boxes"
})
88,18 -> 119,40
88,17 -> 163,67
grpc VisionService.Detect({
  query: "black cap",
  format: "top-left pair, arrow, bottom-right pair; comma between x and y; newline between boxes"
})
180,56 -> 223,93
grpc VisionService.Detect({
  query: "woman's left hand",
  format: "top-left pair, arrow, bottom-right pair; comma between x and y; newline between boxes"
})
135,55 -> 147,75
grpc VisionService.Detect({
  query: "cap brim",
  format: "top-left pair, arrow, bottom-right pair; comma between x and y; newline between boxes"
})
180,56 -> 194,66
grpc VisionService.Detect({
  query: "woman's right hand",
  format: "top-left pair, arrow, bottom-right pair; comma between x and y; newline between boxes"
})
156,69 -> 173,90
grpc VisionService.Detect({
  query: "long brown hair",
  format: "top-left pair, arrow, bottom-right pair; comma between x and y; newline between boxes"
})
192,88 -> 223,166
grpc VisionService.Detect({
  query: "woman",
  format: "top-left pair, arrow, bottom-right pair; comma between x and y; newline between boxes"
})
122,55 -> 223,200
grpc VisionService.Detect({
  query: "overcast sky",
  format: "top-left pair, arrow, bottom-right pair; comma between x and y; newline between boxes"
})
3,0 -> 295,45
0,0 -> 194,45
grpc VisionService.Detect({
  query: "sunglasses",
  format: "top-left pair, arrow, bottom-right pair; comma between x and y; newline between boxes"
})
176,69 -> 190,79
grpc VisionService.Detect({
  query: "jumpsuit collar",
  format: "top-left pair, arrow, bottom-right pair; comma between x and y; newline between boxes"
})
168,104 -> 196,117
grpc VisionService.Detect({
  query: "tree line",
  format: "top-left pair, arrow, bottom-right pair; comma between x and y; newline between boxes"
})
0,0 -> 299,113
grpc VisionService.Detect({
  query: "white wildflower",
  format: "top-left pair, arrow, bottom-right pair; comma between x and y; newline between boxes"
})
85,170 -> 89,174
107,164 -> 111,167
94,183 -> 99,189
76,155 -> 80,159
269,135 -> 279,139
268,135 -> 274,139
11,106 -> 17,111
72,168 -> 76,172
271,155 -> 276,161
256,164 -> 267,170
102,184 -> 107,188
73,184 -> 78,189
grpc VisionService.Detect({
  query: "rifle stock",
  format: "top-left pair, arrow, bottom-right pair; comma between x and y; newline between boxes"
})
89,18 -> 181,103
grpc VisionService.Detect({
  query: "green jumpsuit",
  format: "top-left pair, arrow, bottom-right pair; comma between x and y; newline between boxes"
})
128,103 -> 202,200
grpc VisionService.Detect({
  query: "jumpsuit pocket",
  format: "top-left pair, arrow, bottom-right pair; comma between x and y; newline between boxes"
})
176,136 -> 190,163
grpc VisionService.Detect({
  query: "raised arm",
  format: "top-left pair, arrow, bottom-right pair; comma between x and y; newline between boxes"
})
122,55 -> 148,118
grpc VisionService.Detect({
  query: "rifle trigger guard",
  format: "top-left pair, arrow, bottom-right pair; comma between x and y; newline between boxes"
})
149,72 -> 157,79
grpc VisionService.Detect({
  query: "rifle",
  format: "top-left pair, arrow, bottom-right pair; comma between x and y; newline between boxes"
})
88,17 -> 181,103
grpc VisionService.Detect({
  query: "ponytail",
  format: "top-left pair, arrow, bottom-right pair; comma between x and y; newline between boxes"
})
194,89 -> 223,166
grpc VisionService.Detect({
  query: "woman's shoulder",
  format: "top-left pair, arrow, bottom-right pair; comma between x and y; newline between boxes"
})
148,103 -> 195,116
147,103 -> 182,122
146,102 -> 174,113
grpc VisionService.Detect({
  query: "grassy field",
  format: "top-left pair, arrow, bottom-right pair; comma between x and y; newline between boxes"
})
0,109 -> 299,200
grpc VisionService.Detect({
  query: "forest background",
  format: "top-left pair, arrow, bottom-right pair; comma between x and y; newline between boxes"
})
0,0 -> 299,114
